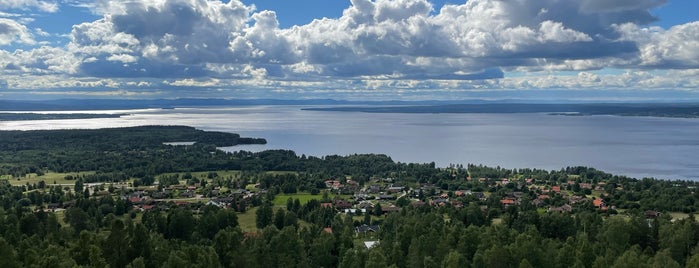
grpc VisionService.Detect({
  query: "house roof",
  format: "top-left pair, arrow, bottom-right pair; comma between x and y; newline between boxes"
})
364,241 -> 379,249
500,199 -> 516,205
356,224 -> 380,233
593,199 -> 605,207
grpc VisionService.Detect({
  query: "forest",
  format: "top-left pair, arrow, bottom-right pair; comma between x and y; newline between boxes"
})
2,126 -> 699,267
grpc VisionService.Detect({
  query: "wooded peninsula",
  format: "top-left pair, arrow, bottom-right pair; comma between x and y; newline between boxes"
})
1,126 -> 698,268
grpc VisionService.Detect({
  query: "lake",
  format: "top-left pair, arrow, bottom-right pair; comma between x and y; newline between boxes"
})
1,105 -> 698,180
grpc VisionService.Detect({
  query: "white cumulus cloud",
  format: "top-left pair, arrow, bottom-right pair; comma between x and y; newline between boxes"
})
0,0 -> 58,13
0,17 -> 34,45
1,0 -> 698,99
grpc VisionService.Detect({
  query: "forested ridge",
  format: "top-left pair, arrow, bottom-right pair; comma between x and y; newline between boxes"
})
2,126 -> 699,267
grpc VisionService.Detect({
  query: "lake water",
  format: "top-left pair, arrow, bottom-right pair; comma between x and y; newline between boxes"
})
2,106 -> 699,180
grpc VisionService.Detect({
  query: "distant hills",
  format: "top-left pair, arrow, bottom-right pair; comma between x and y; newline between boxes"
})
304,103 -> 699,118
3,99 -> 699,118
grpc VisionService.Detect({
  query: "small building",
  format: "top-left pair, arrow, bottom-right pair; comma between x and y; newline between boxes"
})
645,210 -> 662,219
356,224 -> 380,235
552,186 -> 561,193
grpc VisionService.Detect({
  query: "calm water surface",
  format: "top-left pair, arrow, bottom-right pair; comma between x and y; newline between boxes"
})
2,106 -> 698,180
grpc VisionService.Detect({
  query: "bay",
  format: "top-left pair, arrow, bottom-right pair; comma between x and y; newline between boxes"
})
1,105 -> 698,180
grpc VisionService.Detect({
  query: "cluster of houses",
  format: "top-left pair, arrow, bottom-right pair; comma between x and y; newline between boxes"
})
316,176 -> 636,221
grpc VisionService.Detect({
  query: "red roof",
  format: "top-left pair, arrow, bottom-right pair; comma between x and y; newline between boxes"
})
323,228 -> 333,234
552,186 -> 561,193
500,199 -> 516,205
593,199 -> 604,207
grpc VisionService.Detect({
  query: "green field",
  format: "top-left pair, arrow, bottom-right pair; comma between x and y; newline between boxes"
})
4,171 -> 96,186
238,207 -> 258,232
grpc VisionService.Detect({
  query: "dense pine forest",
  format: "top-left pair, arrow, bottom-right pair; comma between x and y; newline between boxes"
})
2,126 -> 699,267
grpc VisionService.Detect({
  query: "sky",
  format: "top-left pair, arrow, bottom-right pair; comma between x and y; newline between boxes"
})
0,0 -> 698,101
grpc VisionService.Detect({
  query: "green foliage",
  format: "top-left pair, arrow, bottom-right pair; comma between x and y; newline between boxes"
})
3,128 -> 699,267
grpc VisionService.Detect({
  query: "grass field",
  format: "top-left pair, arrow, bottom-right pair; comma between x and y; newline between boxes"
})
4,171 -> 96,186
669,212 -> 699,221
238,207 -> 258,232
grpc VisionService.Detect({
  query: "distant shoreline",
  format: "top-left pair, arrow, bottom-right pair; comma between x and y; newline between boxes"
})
0,113 -> 127,121
303,103 -> 699,118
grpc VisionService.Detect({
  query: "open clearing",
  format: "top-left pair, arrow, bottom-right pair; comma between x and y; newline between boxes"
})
238,207 -> 258,232
4,171 -> 96,186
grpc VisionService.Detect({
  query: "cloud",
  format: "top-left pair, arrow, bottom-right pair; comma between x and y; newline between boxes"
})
580,0 -> 666,13
1,0 -> 698,99
615,22 -> 699,68
0,17 -> 34,45
0,0 -> 58,13
64,0 -> 652,80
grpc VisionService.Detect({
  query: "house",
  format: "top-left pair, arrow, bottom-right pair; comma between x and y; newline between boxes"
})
381,205 -> 400,214
320,203 -> 333,209
343,208 -> 366,214
323,227 -> 333,234
593,199 -> 605,208
364,241 -> 379,249
207,200 -> 225,208
552,186 -> 561,193
378,194 -> 395,200
387,186 -> 403,193
549,204 -> 573,213
470,192 -> 487,201
47,203 -> 60,211
356,224 -> 380,235
645,210 -> 661,219
432,198 -> 449,206
358,202 -> 374,210
500,198 -> 516,208
333,199 -> 353,209
129,196 -> 143,204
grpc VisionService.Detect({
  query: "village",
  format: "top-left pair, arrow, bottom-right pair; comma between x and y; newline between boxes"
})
33,170 -> 665,243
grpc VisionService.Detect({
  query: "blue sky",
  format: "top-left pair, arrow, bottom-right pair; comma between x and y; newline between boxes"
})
0,0 -> 698,101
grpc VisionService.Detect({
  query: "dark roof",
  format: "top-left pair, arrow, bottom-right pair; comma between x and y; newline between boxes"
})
356,224 -> 380,233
